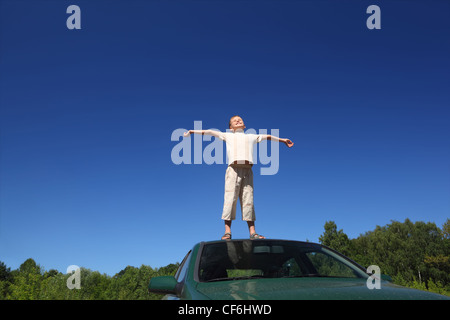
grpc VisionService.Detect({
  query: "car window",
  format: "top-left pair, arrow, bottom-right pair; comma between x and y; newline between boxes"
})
305,251 -> 358,278
175,250 -> 192,282
198,240 -> 367,282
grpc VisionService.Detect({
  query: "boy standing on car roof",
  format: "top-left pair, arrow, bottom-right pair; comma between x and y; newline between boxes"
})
184,115 -> 294,240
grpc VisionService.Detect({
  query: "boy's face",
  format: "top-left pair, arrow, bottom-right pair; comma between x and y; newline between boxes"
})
229,116 -> 245,131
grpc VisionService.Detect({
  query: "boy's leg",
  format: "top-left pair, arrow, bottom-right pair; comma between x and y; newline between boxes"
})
247,221 -> 265,239
240,166 -> 256,222
222,220 -> 232,240
221,166 -> 239,221
247,221 -> 256,235
221,166 -> 240,239
240,167 -> 264,238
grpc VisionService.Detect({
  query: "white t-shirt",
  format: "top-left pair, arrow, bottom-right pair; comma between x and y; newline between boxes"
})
215,129 -> 264,164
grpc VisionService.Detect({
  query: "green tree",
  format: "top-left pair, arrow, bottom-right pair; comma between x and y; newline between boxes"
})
349,219 -> 449,293
72,268 -> 111,300
319,221 -> 351,256
8,258 -> 43,300
109,266 -> 140,300
442,218 -> 450,239
39,272 -> 67,299
0,261 -> 13,299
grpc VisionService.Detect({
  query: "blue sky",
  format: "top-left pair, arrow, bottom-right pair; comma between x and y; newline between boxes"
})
0,0 -> 449,276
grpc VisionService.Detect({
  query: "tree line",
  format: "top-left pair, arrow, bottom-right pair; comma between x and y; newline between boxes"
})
1,218 -> 448,299
0,260 -> 179,300
319,218 -> 449,296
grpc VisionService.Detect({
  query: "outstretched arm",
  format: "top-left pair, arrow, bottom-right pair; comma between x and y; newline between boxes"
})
183,129 -> 223,138
263,135 -> 294,148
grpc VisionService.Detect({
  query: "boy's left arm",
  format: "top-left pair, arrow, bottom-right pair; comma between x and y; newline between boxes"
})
262,135 -> 294,148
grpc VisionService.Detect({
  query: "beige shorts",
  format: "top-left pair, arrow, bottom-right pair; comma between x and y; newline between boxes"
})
221,164 -> 256,221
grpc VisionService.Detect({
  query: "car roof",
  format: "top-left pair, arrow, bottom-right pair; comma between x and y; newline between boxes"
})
198,238 -> 321,245
196,239 -> 325,250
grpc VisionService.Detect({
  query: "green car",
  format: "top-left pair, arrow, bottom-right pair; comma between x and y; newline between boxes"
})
148,239 -> 449,300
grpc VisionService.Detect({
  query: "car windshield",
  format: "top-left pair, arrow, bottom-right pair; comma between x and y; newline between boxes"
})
198,240 -> 368,282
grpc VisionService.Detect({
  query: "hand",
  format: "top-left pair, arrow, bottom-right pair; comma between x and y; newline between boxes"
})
284,139 -> 294,148
183,130 -> 191,137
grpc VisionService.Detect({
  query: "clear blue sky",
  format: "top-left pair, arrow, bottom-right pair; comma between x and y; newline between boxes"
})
1,0 -> 449,276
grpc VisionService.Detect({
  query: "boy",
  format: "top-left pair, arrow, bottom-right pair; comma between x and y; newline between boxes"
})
184,115 -> 293,240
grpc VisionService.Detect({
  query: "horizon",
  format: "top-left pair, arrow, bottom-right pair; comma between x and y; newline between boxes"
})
2,217 -> 448,276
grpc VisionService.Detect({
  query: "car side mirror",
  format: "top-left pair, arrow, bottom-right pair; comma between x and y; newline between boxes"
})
148,276 -> 177,295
